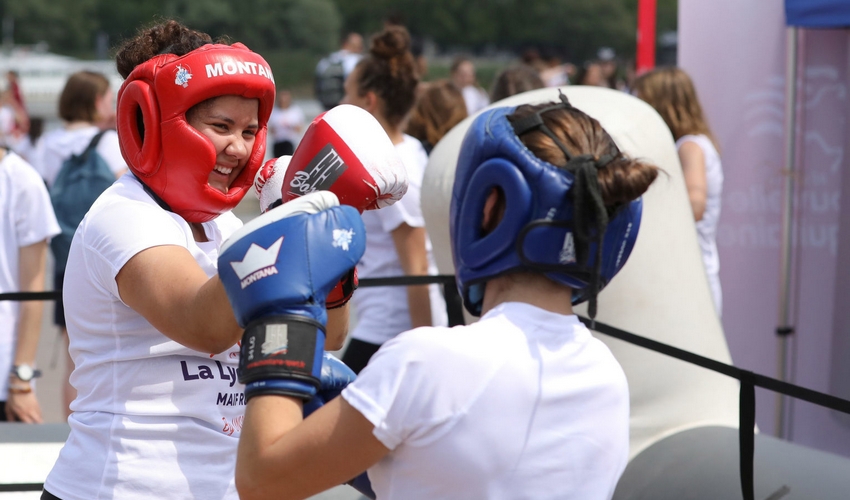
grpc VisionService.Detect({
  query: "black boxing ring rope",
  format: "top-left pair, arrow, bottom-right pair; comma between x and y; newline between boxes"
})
578,316 -> 850,500
4,276 -> 850,500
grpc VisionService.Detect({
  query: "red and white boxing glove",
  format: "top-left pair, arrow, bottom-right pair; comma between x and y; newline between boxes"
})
254,156 -> 356,308
325,267 -> 357,309
281,104 -> 408,212
254,155 -> 291,213
254,105 -> 408,309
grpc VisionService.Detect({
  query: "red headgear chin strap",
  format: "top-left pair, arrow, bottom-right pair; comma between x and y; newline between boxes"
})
116,43 -> 276,222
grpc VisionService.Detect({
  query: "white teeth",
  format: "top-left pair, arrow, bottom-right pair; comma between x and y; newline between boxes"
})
214,165 -> 233,175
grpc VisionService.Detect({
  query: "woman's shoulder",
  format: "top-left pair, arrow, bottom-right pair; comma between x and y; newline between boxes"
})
1,150 -> 41,178
81,178 -> 189,252
387,325 -> 460,354
100,128 -> 119,140
211,210 -> 244,240
88,176 -> 178,226
388,324 -> 496,363
677,134 -> 721,165
676,134 -> 715,152
397,134 -> 429,169
39,125 -> 101,152
0,152 -> 50,204
399,134 -> 428,154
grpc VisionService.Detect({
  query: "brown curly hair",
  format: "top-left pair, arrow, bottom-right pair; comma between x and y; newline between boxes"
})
115,20 -> 224,79
350,25 -> 419,128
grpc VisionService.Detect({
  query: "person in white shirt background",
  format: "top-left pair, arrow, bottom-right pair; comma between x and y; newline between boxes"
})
450,55 -> 490,116
30,70 -> 128,418
268,88 -> 305,157
0,146 -> 60,423
314,32 -> 365,111
339,24 -> 447,374
634,66 -> 724,317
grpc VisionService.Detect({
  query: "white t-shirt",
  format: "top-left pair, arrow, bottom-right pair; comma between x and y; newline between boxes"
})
350,135 -> 447,345
461,85 -> 490,115
31,125 -> 126,187
676,134 -> 723,316
316,49 -> 363,80
541,65 -> 571,88
44,173 -> 244,500
0,152 -> 60,399
0,106 -> 16,143
343,302 -> 630,500
268,104 -> 306,144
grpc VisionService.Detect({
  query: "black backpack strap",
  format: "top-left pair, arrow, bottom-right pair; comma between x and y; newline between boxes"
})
84,130 -> 108,154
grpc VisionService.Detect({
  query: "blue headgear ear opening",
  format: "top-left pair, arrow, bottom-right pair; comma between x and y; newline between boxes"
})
457,157 -> 533,271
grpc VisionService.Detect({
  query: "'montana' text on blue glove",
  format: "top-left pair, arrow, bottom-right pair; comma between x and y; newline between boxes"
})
218,191 -> 365,400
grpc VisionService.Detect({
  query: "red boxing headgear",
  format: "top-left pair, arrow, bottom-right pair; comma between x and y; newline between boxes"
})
116,43 -> 276,222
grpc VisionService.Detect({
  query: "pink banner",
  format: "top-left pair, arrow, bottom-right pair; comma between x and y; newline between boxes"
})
680,0 -> 850,455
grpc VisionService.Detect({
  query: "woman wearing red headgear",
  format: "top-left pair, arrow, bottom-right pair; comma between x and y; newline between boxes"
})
41,20 -> 347,500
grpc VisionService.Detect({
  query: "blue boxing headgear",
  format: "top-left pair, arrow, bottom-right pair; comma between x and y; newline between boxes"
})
450,97 -> 642,317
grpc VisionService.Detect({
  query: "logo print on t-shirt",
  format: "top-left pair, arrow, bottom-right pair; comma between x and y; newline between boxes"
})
221,415 -> 244,436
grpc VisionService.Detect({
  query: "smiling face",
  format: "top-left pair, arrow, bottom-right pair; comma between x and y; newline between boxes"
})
187,95 -> 260,194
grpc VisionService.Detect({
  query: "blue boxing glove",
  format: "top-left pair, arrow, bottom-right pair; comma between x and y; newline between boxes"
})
303,353 -> 376,500
218,191 -> 365,401
303,352 -> 357,417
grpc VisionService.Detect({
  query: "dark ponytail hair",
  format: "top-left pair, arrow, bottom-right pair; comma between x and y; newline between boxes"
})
510,102 -> 658,209
352,25 -> 419,128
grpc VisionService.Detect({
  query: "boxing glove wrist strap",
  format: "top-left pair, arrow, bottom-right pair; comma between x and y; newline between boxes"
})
238,314 -> 326,401
245,379 -> 317,401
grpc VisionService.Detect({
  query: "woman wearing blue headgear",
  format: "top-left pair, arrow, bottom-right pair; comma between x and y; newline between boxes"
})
234,96 -> 658,500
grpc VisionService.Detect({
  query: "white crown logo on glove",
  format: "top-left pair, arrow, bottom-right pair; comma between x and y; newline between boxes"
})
230,237 -> 283,288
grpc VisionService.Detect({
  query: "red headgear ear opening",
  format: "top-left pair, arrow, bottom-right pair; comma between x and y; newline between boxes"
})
116,43 -> 276,222
116,80 -> 162,180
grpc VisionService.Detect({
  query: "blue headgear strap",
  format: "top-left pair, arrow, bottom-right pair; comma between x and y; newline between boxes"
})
450,96 -> 642,321
510,92 -> 618,322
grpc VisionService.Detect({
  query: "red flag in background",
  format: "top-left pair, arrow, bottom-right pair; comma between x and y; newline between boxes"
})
636,0 -> 657,74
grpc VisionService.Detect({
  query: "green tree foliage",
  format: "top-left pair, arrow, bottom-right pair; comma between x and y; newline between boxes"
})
286,0 -> 342,54
0,0 -> 341,57
94,1 -> 168,49
3,0 -> 100,54
336,0 -> 677,63
0,0 -> 675,65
